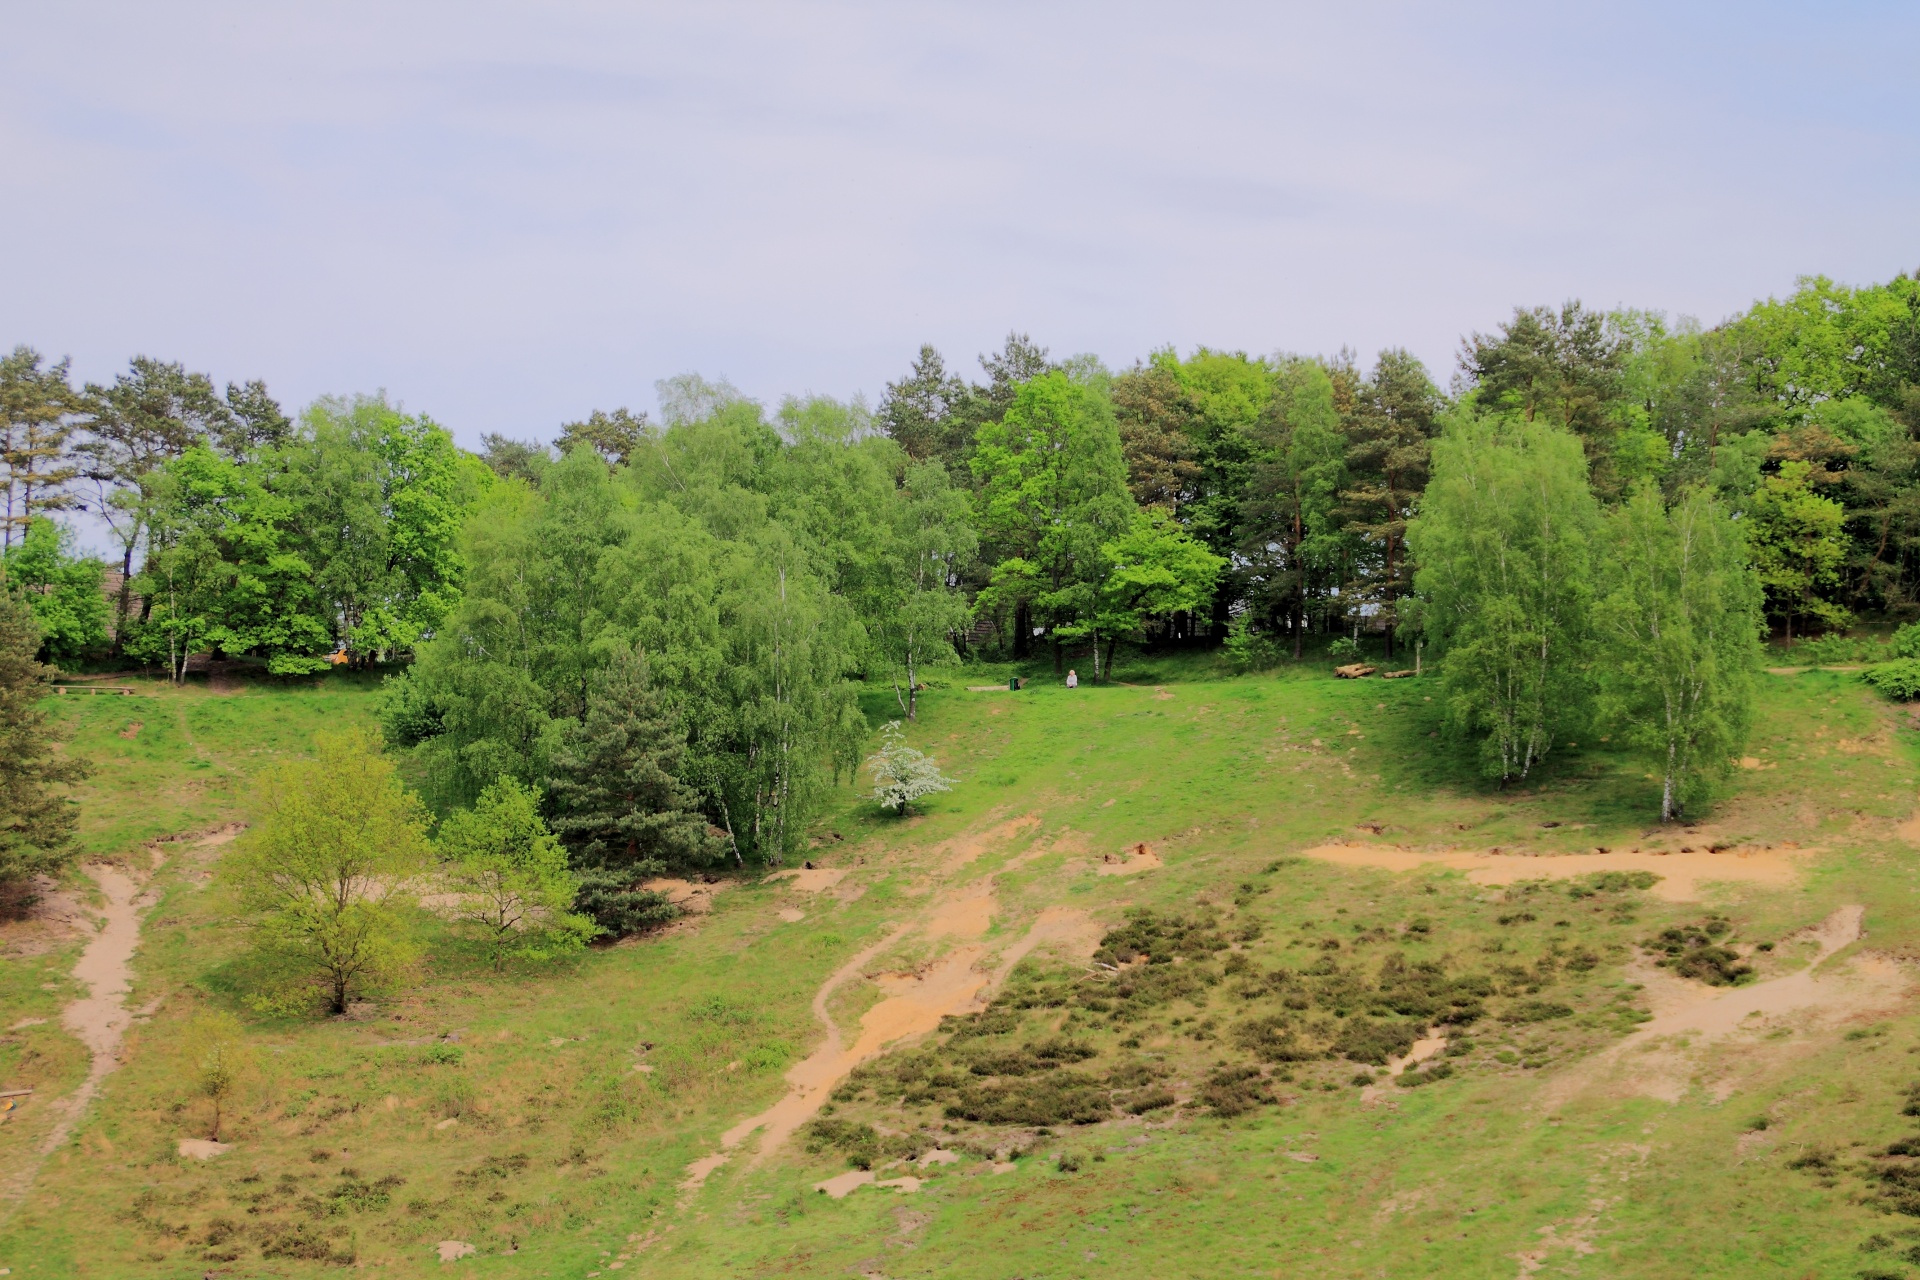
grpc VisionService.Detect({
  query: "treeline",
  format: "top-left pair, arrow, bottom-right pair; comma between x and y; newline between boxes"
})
0,353 -> 477,675
4,271 -> 1920,898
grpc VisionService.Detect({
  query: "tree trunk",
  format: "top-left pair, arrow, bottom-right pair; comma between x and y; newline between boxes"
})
1013,601 -> 1031,658
1661,742 -> 1678,823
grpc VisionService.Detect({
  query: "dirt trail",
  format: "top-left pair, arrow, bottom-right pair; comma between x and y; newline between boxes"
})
1300,842 -> 1810,901
680,815 -> 1096,1193
1541,905 -> 1909,1108
0,862 -> 156,1206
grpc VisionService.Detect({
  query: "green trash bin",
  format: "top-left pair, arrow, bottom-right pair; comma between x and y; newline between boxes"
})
1009,676 -> 1022,691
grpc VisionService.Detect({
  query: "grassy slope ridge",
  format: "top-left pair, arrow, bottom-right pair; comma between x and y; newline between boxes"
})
1,657 -> 1918,1277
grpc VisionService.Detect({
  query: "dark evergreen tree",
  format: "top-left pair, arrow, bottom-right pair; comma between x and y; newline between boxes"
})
879,345 -> 970,465
546,648 -> 719,933
0,569 -> 89,912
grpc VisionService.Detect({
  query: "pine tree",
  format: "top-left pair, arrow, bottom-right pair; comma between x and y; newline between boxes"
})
547,648 -> 719,872
0,566 -> 90,911
0,346 -> 82,553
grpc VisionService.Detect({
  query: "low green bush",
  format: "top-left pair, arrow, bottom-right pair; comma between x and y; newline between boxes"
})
1862,660 -> 1920,701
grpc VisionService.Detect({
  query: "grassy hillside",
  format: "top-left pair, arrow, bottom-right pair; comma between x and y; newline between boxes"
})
3,655 -> 1919,1278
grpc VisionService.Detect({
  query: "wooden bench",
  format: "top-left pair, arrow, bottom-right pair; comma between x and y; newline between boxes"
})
50,684 -> 139,696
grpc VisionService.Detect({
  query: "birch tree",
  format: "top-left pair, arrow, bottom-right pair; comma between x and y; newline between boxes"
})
1407,415 -> 1600,783
876,460 -> 975,718
1599,485 -> 1762,821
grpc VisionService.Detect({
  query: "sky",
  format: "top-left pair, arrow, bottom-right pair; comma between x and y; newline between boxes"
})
3,0 -> 1917,461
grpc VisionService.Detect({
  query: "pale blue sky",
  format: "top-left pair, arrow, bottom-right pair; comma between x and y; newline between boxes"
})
3,1 -> 1916,455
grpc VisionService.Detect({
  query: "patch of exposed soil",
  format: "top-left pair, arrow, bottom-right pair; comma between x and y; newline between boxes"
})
1,862 -> 156,1205
768,867 -> 849,893
641,878 -> 722,915
1300,842 -> 1811,901
1096,843 -> 1162,876
1541,906 -> 1910,1107
680,816 -> 1094,1193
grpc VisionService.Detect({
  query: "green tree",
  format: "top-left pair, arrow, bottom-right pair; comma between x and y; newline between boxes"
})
557,407 -> 650,466
1599,485 -> 1763,821
1070,509 -> 1224,679
1110,359 -> 1203,514
1407,415 -> 1601,783
1240,360 -> 1347,657
1336,350 -> 1442,657
225,730 -> 432,1015
546,648 -> 719,871
131,446 -> 333,680
437,776 -> 592,968
879,345 -> 974,466
1,346 -> 81,552
281,395 -> 479,660
1460,302 -> 1632,495
0,571 -> 89,909
479,433 -> 552,485
178,1011 -> 252,1141
1,518 -> 110,666
1746,460 -> 1851,643
77,357 -> 233,643
971,370 -> 1133,668
875,460 -> 976,718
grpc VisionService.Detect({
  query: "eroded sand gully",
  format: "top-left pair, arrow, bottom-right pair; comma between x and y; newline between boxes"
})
681,816 -> 1094,1191
1,863 -> 154,1205
1541,905 -> 1910,1108
1300,842 -> 1811,901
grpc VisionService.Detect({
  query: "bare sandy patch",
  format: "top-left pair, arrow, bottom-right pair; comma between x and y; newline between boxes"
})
816,1169 -> 874,1198
435,1239 -> 476,1261
642,878 -> 721,914
177,1138 -> 231,1160
2,862 -> 156,1203
777,907 -> 805,923
1541,906 -> 1909,1107
924,882 -> 994,938
767,866 -> 849,893
1300,842 -> 1810,901
1096,843 -> 1163,876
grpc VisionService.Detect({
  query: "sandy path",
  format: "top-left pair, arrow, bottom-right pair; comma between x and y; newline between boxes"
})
1540,905 -> 1909,1108
0,863 -> 155,1206
1300,842 -> 1810,901
679,816 -> 1096,1192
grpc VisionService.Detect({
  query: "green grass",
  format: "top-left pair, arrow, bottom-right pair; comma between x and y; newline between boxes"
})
4,659 -> 1920,1276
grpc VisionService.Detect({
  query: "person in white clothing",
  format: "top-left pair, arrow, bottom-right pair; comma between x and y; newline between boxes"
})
1065,669 -> 1078,689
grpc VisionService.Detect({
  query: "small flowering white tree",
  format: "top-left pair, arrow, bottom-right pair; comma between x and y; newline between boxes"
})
865,721 -> 954,814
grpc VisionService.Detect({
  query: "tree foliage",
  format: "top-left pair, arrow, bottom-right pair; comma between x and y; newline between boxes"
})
0,570 -> 88,906
1598,486 -> 1763,820
0,517 -> 109,666
1408,415 -> 1601,782
224,731 -> 432,1015
437,776 -> 593,967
